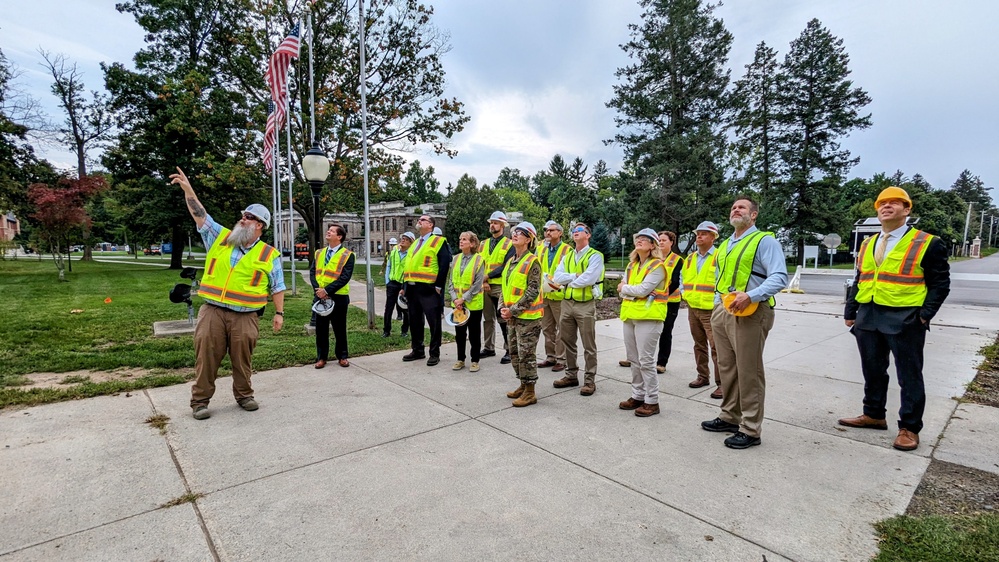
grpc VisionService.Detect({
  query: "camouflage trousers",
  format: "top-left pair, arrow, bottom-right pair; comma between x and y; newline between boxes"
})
509,317 -> 541,383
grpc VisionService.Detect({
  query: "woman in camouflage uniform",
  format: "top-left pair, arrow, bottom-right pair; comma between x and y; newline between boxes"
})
501,222 -> 544,407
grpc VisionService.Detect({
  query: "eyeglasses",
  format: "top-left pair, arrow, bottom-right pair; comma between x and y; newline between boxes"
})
417,218 -> 431,223
572,227 -> 586,234
242,213 -> 262,223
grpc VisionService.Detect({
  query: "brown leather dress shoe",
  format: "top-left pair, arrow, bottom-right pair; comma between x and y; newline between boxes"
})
579,383 -> 596,396
551,363 -> 566,372
710,387 -> 723,400
537,359 -> 556,368
838,414 -> 888,430
553,376 -> 579,388
635,403 -> 660,417
688,378 -> 709,388
893,429 -> 919,451
338,359 -> 350,368
314,359 -> 327,369
619,360 -> 631,367
619,397 -> 644,410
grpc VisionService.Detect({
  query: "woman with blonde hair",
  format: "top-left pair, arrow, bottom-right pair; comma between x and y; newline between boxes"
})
617,228 -> 668,417
446,231 -> 486,372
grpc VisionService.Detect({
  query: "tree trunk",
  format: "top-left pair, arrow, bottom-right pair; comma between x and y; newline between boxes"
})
53,242 -> 66,281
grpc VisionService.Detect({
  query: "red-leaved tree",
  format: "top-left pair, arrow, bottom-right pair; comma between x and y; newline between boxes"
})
28,176 -> 107,280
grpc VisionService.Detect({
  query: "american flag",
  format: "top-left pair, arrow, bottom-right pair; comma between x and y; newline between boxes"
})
262,101 -> 276,172
265,23 -> 300,131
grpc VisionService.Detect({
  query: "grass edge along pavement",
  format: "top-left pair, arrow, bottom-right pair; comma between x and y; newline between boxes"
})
0,260 -> 412,408
871,334 -> 999,561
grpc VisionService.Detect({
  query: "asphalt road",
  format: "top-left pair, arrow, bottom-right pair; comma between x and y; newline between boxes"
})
798,253 -> 999,308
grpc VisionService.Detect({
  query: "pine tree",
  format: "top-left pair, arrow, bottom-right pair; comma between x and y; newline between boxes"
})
607,0 -> 733,233
775,19 -> 872,264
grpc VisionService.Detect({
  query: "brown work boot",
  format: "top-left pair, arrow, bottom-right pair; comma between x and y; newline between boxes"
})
512,383 -> 537,407
619,397 -> 644,410
893,429 -> 919,451
635,403 -> 660,417
688,377 -> 709,388
838,414 -> 888,430
553,376 -> 579,388
579,383 -> 596,396
507,382 -> 526,399
619,360 -> 631,367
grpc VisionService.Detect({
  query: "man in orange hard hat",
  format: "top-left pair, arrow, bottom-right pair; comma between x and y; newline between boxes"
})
839,186 -> 950,451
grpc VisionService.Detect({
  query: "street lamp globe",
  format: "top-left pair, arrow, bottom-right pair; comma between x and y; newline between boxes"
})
303,142 -> 331,196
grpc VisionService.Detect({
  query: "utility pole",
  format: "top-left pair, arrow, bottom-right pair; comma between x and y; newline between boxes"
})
980,209 -> 986,238
962,202 -> 972,256
989,216 -> 996,248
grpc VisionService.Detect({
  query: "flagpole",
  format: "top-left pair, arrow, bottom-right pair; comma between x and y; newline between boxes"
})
285,93 -> 296,295
359,0 -> 375,329
272,105 -> 281,251
308,11 -> 316,144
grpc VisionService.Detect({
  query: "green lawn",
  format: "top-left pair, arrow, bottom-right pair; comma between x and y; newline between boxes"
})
874,514 -> 999,562
0,259 -> 409,408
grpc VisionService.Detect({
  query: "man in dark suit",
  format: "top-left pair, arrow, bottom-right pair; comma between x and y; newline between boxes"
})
840,187 -> 950,451
400,214 -> 452,366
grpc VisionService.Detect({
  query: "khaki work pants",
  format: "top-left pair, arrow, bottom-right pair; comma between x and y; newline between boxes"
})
688,306 -> 720,384
539,297 -> 565,363
560,299 -> 598,385
710,303 -> 774,438
191,304 -> 259,408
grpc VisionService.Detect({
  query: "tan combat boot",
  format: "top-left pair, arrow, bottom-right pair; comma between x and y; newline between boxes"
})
506,382 -> 526,399
512,383 -> 537,407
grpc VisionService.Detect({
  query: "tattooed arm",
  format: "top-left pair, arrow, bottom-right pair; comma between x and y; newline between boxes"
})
169,167 -> 208,229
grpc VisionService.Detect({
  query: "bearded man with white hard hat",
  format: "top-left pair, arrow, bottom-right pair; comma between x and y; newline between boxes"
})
170,167 -> 285,421
480,210 -> 515,364
839,187 -> 950,452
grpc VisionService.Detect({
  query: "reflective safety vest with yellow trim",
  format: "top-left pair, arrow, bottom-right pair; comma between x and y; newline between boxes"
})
480,236 -> 512,272
714,230 -> 777,307
681,250 -> 717,310
199,229 -> 276,309
663,253 -> 682,304
387,246 -> 405,283
563,247 -> 605,302
619,258 -> 668,322
314,246 -> 353,295
854,228 -> 932,307
403,234 -> 444,283
502,253 -> 544,320
536,241 -> 572,301
450,253 -> 486,311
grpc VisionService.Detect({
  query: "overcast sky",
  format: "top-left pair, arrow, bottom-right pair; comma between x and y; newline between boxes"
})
3,0 -> 998,198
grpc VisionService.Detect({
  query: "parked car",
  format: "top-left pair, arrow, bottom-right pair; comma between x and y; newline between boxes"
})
144,245 -> 162,255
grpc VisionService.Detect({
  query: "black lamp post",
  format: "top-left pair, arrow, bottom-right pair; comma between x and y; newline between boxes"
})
303,141 -> 330,327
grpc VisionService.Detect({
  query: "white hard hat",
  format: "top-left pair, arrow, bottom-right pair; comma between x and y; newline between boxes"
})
512,221 -> 537,239
242,204 -> 271,228
389,237 -> 398,245
487,211 -> 508,224
401,231 -> 416,241
397,294 -> 408,310
445,306 -> 470,327
634,228 -> 659,243
693,221 -> 720,237
312,298 -> 334,317
432,227 -> 442,236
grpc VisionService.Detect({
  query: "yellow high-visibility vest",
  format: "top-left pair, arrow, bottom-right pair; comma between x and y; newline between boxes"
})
619,258 -> 668,322
403,234 -> 444,283
681,250 -> 717,310
199,229 -> 276,309
502,253 -> 543,320
450,254 -> 485,311
536,241 -> 572,301
854,228 -> 931,307
315,246 -> 352,295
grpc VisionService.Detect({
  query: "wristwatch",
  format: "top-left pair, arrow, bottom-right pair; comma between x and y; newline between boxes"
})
275,311 -> 284,316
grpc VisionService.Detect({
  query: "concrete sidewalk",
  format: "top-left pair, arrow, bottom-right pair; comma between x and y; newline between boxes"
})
3,291 -> 998,561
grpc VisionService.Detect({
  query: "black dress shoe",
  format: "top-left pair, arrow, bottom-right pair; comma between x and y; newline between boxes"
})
381,331 -> 391,338
426,356 -> 440,366
480,349 -> 497,358
401,330 -> 409,337
403,351 -> 426,362
724,431 -> 761,449
701,418 -> 739,433
500,353 -> 511,364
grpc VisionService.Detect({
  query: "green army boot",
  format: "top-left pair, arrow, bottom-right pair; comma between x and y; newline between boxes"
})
512,383 -> 537,407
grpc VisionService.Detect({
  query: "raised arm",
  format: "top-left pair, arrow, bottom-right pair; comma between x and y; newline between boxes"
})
169,167 -> 208,229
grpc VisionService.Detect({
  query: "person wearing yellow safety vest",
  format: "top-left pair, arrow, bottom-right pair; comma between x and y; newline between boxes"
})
311,224 -> 354,369
655,231 -> 683,372
480,211 -> 515,364
682,221 -> 722,398
401,214 -> 452,366
446,232 -> 486,372
536,220 -> 571,373
617,228 -> 669,418
170,167 -> 286,421
551,222 -> 605,396
839,187 -> 950,452
382,232 -> 413,338
501,222 -> 544,407
700,196 -> 787,450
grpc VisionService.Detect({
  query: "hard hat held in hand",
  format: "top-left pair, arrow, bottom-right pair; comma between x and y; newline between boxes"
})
446,305 -> 470,327
722,292 -> 758,317
312,298 -> 335,317
397,294 -> 408,310
541,273 -> 562,294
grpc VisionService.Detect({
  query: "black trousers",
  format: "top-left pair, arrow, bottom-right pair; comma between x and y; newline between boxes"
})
315,293 -> 351,361
383,281 -> 409,334
853,323 -> 927,433
455,309 -> 483,362
407,282 -> 443,358
656,302 -> 680,367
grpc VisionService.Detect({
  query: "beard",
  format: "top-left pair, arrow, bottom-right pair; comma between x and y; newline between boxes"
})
227,222 -> 259,248
730,214 -> 752,230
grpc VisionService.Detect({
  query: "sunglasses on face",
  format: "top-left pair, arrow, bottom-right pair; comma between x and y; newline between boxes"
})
242,213 -> 261,222
572,227 -> 586,234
